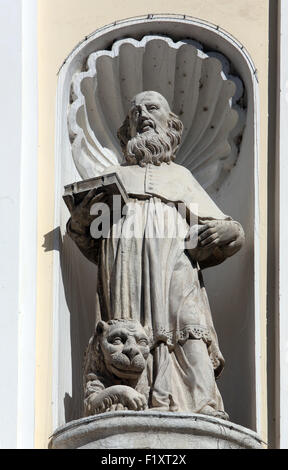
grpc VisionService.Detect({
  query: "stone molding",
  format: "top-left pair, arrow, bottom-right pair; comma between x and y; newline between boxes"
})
50,411 -> 264,449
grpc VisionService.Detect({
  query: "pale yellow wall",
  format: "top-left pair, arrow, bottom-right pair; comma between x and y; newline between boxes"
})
36,0 -> 269,448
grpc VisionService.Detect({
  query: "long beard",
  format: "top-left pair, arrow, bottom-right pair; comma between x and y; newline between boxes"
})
124,128 -> 176,167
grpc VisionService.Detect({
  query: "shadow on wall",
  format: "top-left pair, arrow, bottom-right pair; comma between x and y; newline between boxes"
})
59,232 -> 97,422
42,227 -> 61,252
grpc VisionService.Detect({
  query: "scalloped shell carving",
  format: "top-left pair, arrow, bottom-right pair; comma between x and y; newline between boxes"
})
68,35 -> 245,191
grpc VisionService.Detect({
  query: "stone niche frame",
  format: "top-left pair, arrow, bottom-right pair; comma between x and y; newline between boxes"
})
53,14 -> 261,436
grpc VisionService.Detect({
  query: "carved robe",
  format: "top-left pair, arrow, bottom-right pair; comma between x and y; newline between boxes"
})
68,162 -> 242,414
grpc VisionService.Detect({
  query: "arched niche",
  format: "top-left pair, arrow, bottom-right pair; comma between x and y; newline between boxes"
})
53,15 -> 260,432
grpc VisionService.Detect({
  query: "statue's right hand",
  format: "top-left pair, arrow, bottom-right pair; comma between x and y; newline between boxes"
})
69,189 -> 106,232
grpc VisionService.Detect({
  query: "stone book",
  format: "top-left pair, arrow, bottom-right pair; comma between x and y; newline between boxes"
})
63,172 -> 129,212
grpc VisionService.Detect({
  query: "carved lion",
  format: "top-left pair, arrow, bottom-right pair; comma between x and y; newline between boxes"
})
83,319 -> 152,416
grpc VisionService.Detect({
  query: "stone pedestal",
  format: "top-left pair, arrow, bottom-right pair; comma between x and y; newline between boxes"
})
49,411 -> 263,449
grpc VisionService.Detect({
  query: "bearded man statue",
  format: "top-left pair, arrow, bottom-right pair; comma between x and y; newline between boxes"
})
67,91 -> 245,419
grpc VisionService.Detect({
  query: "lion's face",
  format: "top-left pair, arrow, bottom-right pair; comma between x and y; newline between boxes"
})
96,320 -> 150,380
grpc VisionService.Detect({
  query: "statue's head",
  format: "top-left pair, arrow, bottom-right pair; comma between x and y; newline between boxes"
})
92,319 -> 151,380
117,91 -> 184,166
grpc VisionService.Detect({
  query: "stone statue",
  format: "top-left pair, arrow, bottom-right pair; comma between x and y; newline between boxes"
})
67,91 -> 245,419
83,319 -> 152,416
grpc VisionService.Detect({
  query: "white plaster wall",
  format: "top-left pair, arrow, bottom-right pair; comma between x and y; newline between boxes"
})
0,0 -> 22,448
17,0 -> 38,449
0,0 -> 37,449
